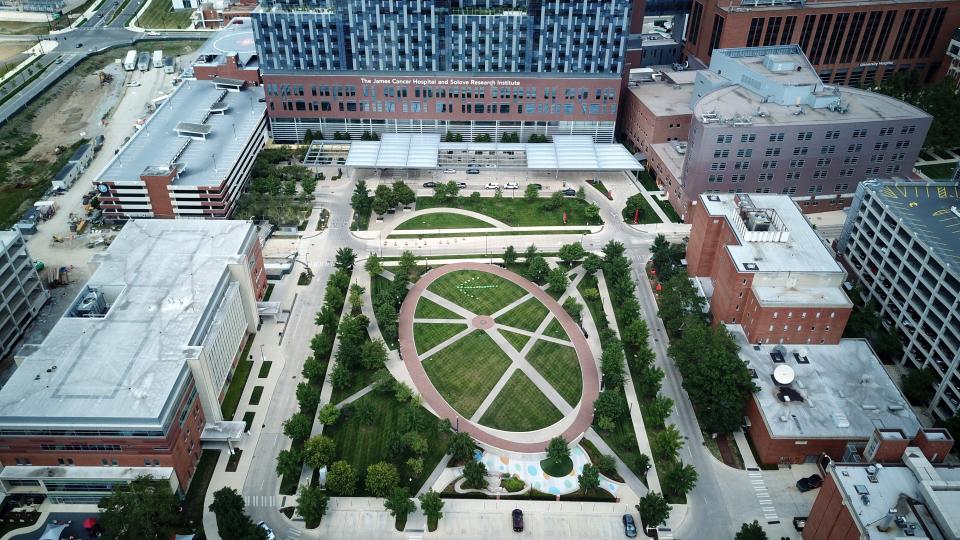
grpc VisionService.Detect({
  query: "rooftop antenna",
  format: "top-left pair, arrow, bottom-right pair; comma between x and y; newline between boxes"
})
211,153 -> 218,172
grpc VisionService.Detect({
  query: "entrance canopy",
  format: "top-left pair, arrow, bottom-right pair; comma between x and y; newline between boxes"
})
307,134 -> 643,171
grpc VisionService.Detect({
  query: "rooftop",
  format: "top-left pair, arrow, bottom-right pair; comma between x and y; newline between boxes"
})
95,79 -> 265,187
692,45 -> 930,126
699,193 -> 844,274
192,17 -> 257,70
832,449 -> 960,540
863,180 -> 960,268
649,142 -> 686,179
628,78 -> 694,117
732,325 -> 920,440
0,220 -> 256,431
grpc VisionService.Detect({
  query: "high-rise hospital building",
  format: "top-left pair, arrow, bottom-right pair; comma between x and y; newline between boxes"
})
252,0 -> 635,142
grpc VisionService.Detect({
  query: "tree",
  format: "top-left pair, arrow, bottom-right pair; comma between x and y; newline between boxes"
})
583,253 -> 602,275
335,247 -> 356,271
406,456 -> 424,478
365,253 -> 383,275
494,186 -> 503,198
528,256 -> 550,283
296,382 -> 322,413
462,459 -> 487,489
375,301 -> 398,344
447,431 -> 476,463
637,491 -> 671,528
563,297 -> 582,322
524,183 -> 540,201
351,180 -> 372,218
275,448 -> 302,478
658,274 -> 707,336
622,319 -> 650,352
902,367 -> 937,405
209,487 -> 267,540
622,194 -> 648,223
330,361 -> 351,389
392,180 -> 416,206
634,453 -> 651,475
594,388 -> 627,421
735,520 -> 768,540
544,190 -> 564,210
361,339 -> 388,370
402,431 -> 428,455
303,435 -> 337,469
444,180 -> 461,200
98,476 -> 179,540
558,242 -> 586,264
384,487 -> 415,529
283,413 -> 313,442
576,186 -> 586,199
366,462 -> 400,497
348,283 -> 365,313
297,484 -> 329,527
546,436 -> 570,465
318,403 -> 340,425
651,424 -> 683,462
523,244 -> 538,263
326,460 -> 358,495
585,202 -> 600,223
595,454 -> 617,477
397,250 -> 418,280
547,266 -> 569,293
503,245 -> 518,265
577,463 -> 601,494
641,394 -> 674,430
875,70 -> 960,151
418,490 -> 445,530
301,175 -> 317,197
662,461 -> 698,498
600,339 -> 626,389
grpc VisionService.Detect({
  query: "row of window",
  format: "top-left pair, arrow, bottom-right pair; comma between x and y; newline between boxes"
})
716,129 -> 916,146
274,100 -> 616,117
265,83 -> 617,102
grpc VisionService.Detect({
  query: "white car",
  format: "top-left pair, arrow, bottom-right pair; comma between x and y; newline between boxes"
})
504,182 -> 519,189
125,81 -> 141,87
146,31 -> 160,36
442,168 -> 456,174
485,182 -> 500,189
257,521 -> 276,540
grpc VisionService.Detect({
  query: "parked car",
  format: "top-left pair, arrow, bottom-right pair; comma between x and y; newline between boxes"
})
561,188 -> 577,196
442,168 -> 456,174
76,42 -> 83,48
54,57 -> 63,64
257,521 -> 276,540
466,169 -> 480,174
796,474 -> 823,492
485,182 -> 500,189
504,182 -> 519,189
484,163 -> 497,168
512,509 -> 524,532
622,514 -> 638,538
528,183 -> 542,190
147,31 -> 161,36
125,81 -> 141,87
456,181 -> 467,188
422,181 -> 436,188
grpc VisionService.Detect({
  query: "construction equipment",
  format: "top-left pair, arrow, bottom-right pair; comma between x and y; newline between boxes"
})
75,219 -> 87,234
98,71 -> 113,85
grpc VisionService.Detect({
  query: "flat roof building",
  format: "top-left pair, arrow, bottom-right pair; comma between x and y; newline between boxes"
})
620,70 -> 694,157
633,45 -> 931,220
804,447 -> 960,540
0,231 -> 48,360
253,0 -> 635,144
0,220 -> 267,501
687,193 -> 853,346
187,17 -> 260,85
684,0 -> 960,87
837,180 -> 960,422
94,78 -> 266,221
732,325 -> 922,465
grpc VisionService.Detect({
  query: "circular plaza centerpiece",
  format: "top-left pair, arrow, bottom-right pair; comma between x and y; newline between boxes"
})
398,262 -> 598,453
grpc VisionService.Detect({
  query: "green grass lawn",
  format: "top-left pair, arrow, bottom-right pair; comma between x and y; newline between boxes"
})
220,339 -> 255,420
656,197 -> 682,223
638,170 -> 659,191
395,212 -> 494,230
415,196 -> 601,226
917,161 -> 957,179
499,329 -> 531,352
325,392 -> 448,494
495,297 -> 547,331
624,193 -> 662,225
136,0 -> 194,28
415,322 -> 468,354
258,361 -> 272,378
422,331 -> 512,417
525,340 -> 582,407
427,270 -> 527,315
540,456 -> 574,477
179,449 -> 219,534
388,229 -> 592,239
415,296 -> 462,319
478,370 -> 562,432
428,270 -> 526,315
249,386 -> 263,405
542,318 -> 567,339
330,364 -> 380,405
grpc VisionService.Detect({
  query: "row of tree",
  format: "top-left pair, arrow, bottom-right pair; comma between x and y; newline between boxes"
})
235,148 -> 317,226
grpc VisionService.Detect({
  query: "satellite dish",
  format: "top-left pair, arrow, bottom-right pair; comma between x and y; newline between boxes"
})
773,365 -> 796,385
97,184 -> 109,193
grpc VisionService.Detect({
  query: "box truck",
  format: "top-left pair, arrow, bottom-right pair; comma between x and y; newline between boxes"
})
152,50 -> 163,69
123,50 -> 137,71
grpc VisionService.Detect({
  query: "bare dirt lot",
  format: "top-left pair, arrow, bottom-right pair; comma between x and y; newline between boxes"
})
0,42 -> 32,64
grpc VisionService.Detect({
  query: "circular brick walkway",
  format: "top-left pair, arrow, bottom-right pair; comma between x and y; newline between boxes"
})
398,262 -> 599,453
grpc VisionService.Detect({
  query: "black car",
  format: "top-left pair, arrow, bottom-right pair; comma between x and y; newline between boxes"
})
512,509 -> 523,532
622,514 -> 638,538
561,188 -> 577,196
422,181 -> 436,188
76,42 -> 83,48
796,474 -> 823,492
528,183 -> 542,190
466,169 -> 480,174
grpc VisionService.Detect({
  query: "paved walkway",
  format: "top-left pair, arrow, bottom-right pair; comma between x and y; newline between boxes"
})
624,170 -> 671,223
397,262 -> 600,453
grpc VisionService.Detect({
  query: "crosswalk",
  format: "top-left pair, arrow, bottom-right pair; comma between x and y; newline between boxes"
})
287,526 -> 303,540
244,494 -> 281,508
747,468 -> 780,524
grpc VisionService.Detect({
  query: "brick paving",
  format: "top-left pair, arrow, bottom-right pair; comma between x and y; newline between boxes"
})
398,262 -> 599,453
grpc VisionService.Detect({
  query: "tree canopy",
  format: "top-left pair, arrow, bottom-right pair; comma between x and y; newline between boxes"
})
209,487 -> 268,540
875,70 -> 960,152
98,476 -> 180,540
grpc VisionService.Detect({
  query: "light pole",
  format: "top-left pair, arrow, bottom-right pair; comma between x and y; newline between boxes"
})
259,344 -> 265,363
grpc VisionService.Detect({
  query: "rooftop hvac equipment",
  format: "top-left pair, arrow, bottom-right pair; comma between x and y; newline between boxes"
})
773,364 -> 796,385
74,288 -> 107,317
673,142 -> 687,154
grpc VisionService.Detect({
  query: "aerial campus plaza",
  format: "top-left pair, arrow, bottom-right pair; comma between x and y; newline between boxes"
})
0,0 -> 958,539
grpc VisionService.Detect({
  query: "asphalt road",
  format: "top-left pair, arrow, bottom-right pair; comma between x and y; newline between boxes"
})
0,3 -> 211,127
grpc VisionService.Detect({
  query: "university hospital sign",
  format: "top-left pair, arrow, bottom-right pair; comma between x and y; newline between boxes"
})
360,77 -> 522,87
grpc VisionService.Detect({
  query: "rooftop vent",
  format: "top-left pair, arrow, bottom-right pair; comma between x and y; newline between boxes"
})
793,349 -> 810,364
743,262 -> 760,271
707,195 -> 721,202
770,349 -> 786,363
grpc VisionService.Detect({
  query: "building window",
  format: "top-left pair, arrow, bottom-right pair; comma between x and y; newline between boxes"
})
741,134 -> 757,143
793,146 -> 808,156
769,132 -> 784,142
825,130 -> 840,140
714,149 -> 730,158
852,129 -> 867,138
717,134 -> 733,144
820,145 -> 836,154
736,149 -> 753,158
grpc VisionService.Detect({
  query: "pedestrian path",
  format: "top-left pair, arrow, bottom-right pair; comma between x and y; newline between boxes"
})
244,495 -> 283,508
477,447 -> 622,497
747,469 -> 781,524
